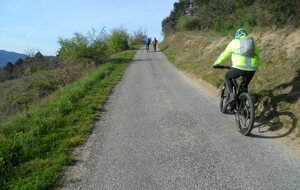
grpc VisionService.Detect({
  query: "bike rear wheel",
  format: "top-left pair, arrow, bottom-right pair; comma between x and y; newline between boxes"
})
235,93 -> 254,136
220,84 -> 229,113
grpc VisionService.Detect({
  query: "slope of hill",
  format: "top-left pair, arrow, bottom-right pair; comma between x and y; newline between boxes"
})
160,27 -> 300,138
0,50 -> 27,67
160,0 -> 300,139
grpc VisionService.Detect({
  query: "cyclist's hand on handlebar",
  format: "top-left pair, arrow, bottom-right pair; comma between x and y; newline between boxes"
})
212,64 -> 218,68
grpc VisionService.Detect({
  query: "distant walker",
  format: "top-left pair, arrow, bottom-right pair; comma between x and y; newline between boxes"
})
152,38 -> 158,52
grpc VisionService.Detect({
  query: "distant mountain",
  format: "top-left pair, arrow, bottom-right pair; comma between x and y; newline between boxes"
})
0,50 -> 27,67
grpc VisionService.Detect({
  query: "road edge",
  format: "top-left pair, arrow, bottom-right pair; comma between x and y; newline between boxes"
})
179,68 -> 300,158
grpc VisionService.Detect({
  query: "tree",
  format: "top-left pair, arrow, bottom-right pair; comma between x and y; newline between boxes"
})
162,0 -> 192,36
58,28 -> 109,65
14,58 -> 24,78
129,29 -> 147,47
3,62 -> 14,79
35,51 -> 44,59
25,48 -> 38,58
88,27 -> 109,63
15,58 -> 24,66
58,32 -> 90,64
108,28 -> 129,53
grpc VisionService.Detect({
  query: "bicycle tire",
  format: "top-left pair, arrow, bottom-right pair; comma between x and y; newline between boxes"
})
235,92 -> 254,136
220,84 -> 228,113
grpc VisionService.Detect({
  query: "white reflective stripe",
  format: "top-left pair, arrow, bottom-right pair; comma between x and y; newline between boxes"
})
246,57 -> 252,65
236,65 -> 257,70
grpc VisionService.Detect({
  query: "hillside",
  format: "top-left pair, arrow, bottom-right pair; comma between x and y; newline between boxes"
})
162,0 -> 299,36
0,50 -> 27,67
160,27 -> 300,137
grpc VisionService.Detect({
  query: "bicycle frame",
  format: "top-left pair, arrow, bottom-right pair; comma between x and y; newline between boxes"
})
231,79 -> 238,94
214,65 -> 255,136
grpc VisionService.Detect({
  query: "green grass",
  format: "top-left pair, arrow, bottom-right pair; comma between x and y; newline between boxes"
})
0,49 -> 136,190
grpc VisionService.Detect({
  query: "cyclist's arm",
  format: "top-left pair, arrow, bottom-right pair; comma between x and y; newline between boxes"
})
213,41 -> 234,65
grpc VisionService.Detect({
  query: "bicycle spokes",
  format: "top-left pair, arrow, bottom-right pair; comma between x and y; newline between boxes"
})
239,101 -> 250,127
235,93 -> 254,136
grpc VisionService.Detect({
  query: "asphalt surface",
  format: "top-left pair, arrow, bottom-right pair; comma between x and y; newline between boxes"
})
62,47 -> 300,190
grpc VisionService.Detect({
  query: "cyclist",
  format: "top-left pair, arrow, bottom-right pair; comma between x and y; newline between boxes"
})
145,37 -> 151,51
152,37 -> 158,51
213,29 -> 260,104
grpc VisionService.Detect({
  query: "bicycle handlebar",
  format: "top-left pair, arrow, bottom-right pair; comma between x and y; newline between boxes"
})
213,65 -> 231,69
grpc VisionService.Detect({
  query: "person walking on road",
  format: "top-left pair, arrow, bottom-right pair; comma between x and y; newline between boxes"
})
212,29 -> 260,104
152,38 -> 158,52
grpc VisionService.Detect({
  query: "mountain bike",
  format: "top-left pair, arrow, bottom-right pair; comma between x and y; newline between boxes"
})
214,65 -> 255,136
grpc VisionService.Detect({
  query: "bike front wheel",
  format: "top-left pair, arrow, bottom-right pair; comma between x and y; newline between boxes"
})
235,93 -> 254,136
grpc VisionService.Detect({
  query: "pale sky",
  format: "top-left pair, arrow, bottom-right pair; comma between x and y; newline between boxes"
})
0,0 -> 177,55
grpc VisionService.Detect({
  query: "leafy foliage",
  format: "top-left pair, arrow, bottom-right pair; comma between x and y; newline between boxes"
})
0,53 -> 59,82
0,50 -> 136,190
129,29 -> 147,47
162,0 -> 299,36
0,27 -> 139,124
177,15 -> 202,31
58,28 -> 111,66
108,28 -> 130,53
58,31 -> 105,65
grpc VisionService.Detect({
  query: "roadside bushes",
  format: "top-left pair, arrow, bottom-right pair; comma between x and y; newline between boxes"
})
129,29 -> 147,48
0,73 -> 60,114
177,15 -> 201,31
58,27 -> 145,64
162,0 -> 300,36
58,29 -> 108,65
213,11 -> 257,34
108,28 -> 129,53
0,27 -> 147,123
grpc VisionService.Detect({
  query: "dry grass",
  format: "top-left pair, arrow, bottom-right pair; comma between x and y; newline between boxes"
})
160,28 -> 300,137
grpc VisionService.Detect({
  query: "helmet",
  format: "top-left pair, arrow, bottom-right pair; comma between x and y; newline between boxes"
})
234,29 -> 247,39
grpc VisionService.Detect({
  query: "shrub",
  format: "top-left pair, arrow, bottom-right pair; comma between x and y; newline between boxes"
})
129,29 -> 147,47
177,15 -> 201,31
267,0 -> 296,25
2,74 -> 60,112
108,28 -> 129,53
58,33 -> 90,64
58,29 -> 108,65
162,0 -> 299,36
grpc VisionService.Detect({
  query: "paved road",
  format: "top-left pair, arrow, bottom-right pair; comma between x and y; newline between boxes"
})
62,47 -> 300,190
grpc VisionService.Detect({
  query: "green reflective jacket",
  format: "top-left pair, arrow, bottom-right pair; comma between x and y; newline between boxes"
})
214,36 -> 260,71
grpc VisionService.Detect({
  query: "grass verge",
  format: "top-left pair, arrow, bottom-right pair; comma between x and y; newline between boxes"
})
0,49 -> 136,190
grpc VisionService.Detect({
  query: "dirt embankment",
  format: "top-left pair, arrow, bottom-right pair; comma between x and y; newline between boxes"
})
160,27 -> 300,147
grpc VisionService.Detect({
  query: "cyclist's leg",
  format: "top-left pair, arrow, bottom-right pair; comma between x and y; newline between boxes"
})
240,71 -> 255,93
224,68 -> 243,93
